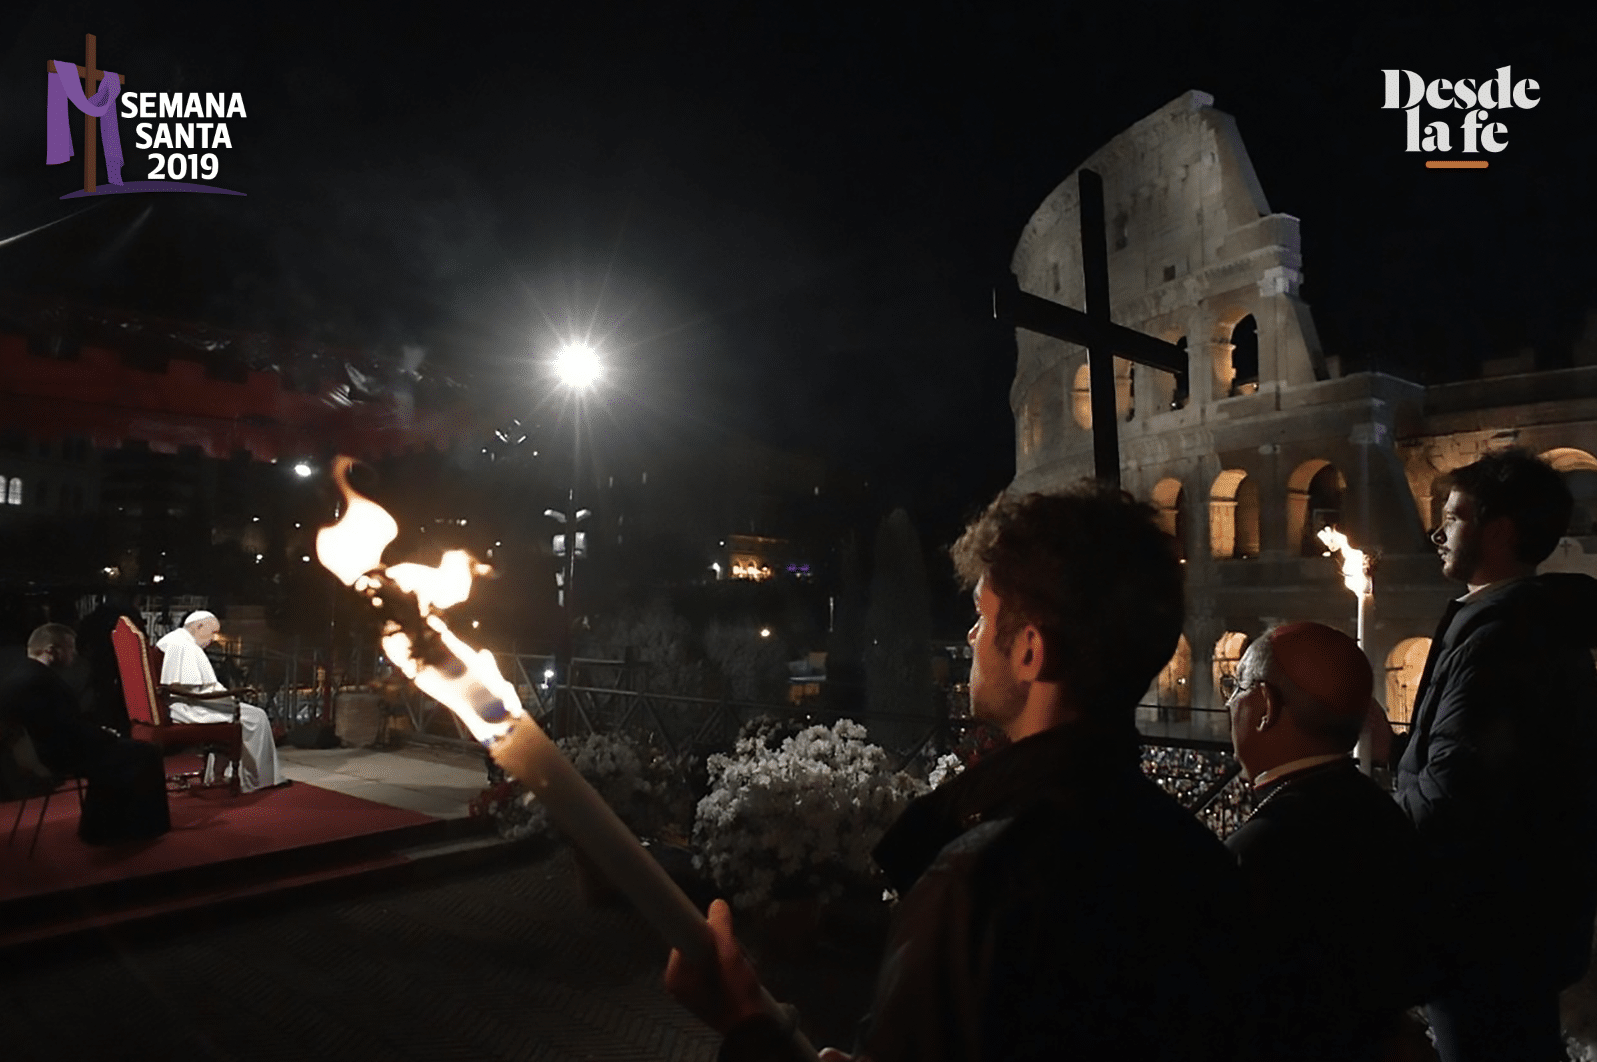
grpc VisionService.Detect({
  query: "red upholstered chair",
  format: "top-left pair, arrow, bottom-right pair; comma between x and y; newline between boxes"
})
111,617 -> 243,796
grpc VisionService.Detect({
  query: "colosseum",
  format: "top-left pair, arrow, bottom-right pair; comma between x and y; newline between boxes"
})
1008,90 -> 1597,738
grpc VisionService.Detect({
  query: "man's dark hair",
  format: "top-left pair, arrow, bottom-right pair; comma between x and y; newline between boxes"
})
1445,449 -> 1573,565
951,481 -> 1184,715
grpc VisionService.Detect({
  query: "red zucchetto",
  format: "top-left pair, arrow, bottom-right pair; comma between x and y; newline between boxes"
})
1267,621 -> 1373,718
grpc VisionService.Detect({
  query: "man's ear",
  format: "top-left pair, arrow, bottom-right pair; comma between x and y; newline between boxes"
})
1011,625 -> 1045,682
1483,514 -> 1519,561
1256,681 -> 1282,731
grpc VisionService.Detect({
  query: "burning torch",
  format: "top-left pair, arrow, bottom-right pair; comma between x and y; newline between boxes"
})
315,458 -> 817,1059
1317,525 -> 1377,775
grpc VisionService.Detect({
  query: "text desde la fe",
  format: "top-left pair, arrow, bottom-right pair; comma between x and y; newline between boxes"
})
1382,66 -> 1539,153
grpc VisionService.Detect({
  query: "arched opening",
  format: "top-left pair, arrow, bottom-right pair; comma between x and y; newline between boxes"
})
1212,631 -> 1251,706
1072,364 -> 1092,429
1152,633 -> 1192,720
1539,447 -> 1597,473
1116,357 -> 1134,422
1229,315 -> 1260,396
1071,360 -> 1135,425
1151,478 -> 1187,561
1541,448 -> 1597,536
1385,638 -> 1431,732
1171,337 -> 1190,411
1019,388 -> 1046,458
5,476 -> 21,506
1210,470 -> 1260,559
1287,459 -> 1348,557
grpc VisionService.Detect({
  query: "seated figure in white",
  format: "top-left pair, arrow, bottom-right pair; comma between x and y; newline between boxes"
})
155,610 -> 283,792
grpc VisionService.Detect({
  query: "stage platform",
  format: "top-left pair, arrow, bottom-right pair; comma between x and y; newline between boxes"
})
0,740 -> 502,951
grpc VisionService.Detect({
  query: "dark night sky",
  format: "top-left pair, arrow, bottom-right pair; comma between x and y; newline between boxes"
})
2,1 -> 1595,550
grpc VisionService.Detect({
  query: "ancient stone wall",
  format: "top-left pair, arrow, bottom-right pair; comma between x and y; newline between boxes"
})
1009,92 -> 1597,733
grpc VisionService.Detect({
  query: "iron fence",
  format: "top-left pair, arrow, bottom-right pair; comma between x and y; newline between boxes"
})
250,640 -> 1259,835
205,641 -> 385,730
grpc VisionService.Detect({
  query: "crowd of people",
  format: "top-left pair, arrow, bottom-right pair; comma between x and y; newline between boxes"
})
5,446 -> 1594,1060
1139,743 -> 1255,838
656,447 -> 1597,1062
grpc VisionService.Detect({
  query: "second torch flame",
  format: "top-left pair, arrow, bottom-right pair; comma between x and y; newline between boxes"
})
313,458 -> 816,1059
1317,525 -> 1370,598
1317,524 -> 1377,777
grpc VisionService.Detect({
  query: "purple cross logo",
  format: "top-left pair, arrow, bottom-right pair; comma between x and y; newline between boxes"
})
46,33 -> 245,198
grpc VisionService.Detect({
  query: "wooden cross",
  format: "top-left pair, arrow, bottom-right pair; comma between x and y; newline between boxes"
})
994,169 -> 1186,486
46,34 -> 126,195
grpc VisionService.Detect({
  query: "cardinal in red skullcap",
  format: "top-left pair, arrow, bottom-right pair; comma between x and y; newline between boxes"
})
1224,622 -> 1436,1060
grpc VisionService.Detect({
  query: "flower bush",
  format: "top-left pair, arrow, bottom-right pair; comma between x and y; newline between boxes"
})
471,775 -> 551,842
736,712 -> 808,752
472,730 -> 696,842
693,718 -> 926,913
927,751 -> 964,788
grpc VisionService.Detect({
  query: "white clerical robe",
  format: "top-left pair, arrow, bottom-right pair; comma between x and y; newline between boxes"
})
155,627 -> 281,791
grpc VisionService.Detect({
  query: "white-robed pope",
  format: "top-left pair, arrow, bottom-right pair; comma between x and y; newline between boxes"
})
155,610 -> 284,792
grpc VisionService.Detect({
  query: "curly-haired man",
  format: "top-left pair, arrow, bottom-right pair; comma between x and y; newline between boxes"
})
667,482 -> 1252,1061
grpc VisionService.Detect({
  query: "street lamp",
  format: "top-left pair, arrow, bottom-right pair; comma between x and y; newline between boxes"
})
550,341 -> 601,735
554,342 -> 602,389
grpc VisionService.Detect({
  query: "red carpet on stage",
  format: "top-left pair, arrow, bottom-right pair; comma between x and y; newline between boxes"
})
0,780 -> 448,948
1,781 -> 436,904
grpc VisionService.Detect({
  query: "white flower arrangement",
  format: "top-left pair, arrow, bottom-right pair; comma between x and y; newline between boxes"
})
475,730 -> 677,842
927,751 -> 964,788
693,718 -> 927,913
559,731 -> 654,811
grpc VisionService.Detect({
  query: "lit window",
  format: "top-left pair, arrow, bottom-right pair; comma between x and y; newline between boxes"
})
6,477 -> 20,506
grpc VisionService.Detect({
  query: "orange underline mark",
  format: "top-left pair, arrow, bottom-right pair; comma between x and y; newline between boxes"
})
1426,160 -> 1490,169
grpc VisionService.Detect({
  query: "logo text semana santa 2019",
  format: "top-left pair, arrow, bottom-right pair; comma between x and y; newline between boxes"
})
46,32 -> 246,197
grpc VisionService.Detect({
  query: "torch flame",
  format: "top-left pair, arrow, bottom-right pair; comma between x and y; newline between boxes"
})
315,457 -> 398,587
389,550 -> 488,614
1317,525 -> 1370,598
315,456 -> 526,744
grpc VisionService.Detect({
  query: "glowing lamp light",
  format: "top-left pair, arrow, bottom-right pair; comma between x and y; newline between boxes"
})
759,627 -> 772,638
554,342 -> 601,389
292,461 -> 313,478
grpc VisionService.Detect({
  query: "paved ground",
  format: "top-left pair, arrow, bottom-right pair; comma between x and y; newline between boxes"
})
13,736 -> 1597,1059
277,739 -> 493,820
0,843 -> 879,1062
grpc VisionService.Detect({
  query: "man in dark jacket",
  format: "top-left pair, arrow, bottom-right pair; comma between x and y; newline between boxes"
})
1226,622 -> 1432,1059
1378,448 -> 1597,1062
666,483 -> 1253,1061
0,623 -> 170,845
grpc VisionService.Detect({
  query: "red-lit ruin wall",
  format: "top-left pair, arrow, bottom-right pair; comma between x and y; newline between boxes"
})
0,331 -> 470,461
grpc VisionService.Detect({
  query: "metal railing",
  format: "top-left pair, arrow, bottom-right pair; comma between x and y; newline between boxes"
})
253,640 -> 1259,837
204,642 -> 385,730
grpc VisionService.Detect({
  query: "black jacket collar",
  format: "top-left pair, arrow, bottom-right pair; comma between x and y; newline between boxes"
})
873,718 -> 1140,894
